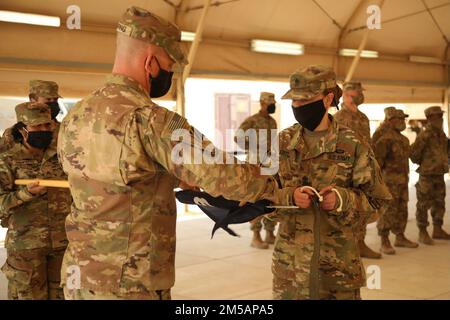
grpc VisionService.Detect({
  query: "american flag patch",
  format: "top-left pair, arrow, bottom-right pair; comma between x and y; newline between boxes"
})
167,113 -> 188,131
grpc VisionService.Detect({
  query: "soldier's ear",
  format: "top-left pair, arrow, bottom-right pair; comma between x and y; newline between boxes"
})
324,92 -> 334,108
29,94 -> 37,102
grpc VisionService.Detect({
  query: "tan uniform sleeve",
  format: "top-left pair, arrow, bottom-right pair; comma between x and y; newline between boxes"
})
0,157 -> 38,219
410,131 -> 427,164
140,108 -> 296,205
373,137 -> 390,169
234,117 -> 255,150
328,142 -> 392,227
0,128 -> 15,153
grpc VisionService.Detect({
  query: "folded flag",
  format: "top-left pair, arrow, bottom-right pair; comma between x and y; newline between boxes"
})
175,190 -> 275,238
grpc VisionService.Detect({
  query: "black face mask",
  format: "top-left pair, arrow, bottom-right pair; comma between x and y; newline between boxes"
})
47,101 -> 60,119
26,131 -> 53,149
292,99 -> 327,131
267,103 -> 276,114
149,59 -> 174,98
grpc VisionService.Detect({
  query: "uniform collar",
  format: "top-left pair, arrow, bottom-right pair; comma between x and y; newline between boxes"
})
340,102 -> 360,114
106,74 -> 149,97
425,123 -> 443,134
288,115 -> 339,160
258,110 -> 272,119
43,140 -> 58,163
14,141 -> 57,163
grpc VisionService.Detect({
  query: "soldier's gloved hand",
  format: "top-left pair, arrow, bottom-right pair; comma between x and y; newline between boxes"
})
26,181 -> 47,196
319,186 -> 338,211
294,187 -> 313,209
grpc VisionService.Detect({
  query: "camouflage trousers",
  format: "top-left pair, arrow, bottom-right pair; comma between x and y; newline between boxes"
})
355,209 -> 380,241
250,215 -> 276,232
272,277 -> 361,300
64,287 -> 171,300
377,183 -> 408,236
416,175 -> 446,228
354,212 -> 375,241
1,247 -> 66,300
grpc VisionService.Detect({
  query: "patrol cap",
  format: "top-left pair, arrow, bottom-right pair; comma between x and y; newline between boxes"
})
282,65 -> 337,101
29,80 -> 61,99
384,106 -> 396,119
117,6 -> 188,67
343,82 -> 365,92
15,102 -> 52,126
260,92 -> 275,103
424,106 -> 444,118
384,108 -> 397,120
394,109 -> 409,119
385,108 -> 409,120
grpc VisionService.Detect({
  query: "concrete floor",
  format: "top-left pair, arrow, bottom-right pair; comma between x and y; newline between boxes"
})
1,184 -> 449,300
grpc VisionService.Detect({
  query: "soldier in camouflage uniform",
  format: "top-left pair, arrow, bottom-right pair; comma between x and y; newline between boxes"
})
0,82 -> 62,230
235,92 -> 278,249
0,80 -> 62,154
28,80 -> 62,124
374,109 -> 418,254
273,65 -> 391,300
0,129 -> 14,154
410,106 -> 450,244
58,7 -> 304,300
334,82 -> 381,259
0,102 -> 72,299
371,106 -> 396,146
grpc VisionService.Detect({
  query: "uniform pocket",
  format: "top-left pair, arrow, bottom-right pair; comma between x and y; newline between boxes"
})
1,259 -> 33,286
335,162 -> 352,187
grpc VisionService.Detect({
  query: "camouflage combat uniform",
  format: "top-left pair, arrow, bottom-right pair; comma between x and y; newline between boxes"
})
235,92 -> 278,235
410,107 -> 449,229
334,84 -> 378,242
371,107 -> 396,146
0,128 -> 14,154
0,80 -> 61,156
0,103 -> 71,300
374,110 -> 410,236
273,66 -> 391,300
58,7 -> 297,300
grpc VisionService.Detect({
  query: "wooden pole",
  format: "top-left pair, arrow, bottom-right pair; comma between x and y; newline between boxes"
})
182,0 -> 211,83
15,179 -> 70,188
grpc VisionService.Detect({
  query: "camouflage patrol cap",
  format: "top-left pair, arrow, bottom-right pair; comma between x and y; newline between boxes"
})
15,102 -> 52,126
385,108 -> 409,120
117,6 -> 188,66
282,65 -> 337,100
394,109 -> 409,119
424,106 -> 444,118
384,107 -> 397,120
343,82 -> 365,92
29,80 -> 61,99
260,92 -> 275,103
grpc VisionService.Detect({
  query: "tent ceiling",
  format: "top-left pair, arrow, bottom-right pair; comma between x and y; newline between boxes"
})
0,0 -> 449,102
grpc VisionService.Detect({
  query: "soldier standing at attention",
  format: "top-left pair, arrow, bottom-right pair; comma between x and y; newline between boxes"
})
0,80 -> 62,154
58,7 -> 305,300
235,92 -> 278,249
374,109 -> 418,254
334,82 -> 382,259
410,106 -> 450,244
273,65 -> 391,300
0,102 -> 71,299
371,106 -> 396,146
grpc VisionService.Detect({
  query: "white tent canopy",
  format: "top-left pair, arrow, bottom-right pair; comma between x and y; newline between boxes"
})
0,0 -> 449,103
